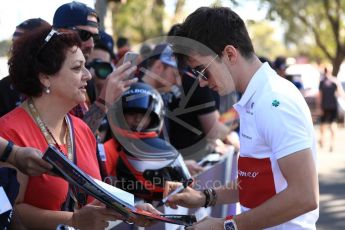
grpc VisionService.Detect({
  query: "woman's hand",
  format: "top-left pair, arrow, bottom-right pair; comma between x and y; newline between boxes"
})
184,160 -> 204,176
8,145 -> 52,176
71,200 -> 123,230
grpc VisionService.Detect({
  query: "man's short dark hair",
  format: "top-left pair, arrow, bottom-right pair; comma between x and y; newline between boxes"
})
94,40 -> 114,59
171,7 -> 255,64
116,37 -> 129,49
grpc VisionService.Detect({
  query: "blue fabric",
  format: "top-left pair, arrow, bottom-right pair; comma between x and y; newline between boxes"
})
53,1 -> 98,28
0,168 -> 19,229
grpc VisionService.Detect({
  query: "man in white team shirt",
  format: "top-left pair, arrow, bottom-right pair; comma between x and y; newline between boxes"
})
163,7 -> 319,230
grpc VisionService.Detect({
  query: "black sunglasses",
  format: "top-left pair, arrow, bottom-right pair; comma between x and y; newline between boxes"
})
70,28 -> 99,42
86,59 -> 113,79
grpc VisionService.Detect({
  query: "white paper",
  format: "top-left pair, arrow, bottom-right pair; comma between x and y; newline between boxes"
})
164,205 -> 188,230
92,178 -> 134,206
0,186 -> 12,214
194,207 -> 211,221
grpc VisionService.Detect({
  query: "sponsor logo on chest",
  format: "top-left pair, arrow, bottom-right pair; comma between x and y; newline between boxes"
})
238,170 -> 259,178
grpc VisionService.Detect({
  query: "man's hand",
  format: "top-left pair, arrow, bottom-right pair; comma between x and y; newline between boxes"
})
163,181 -> 205,209
8,146 -> 52,176
186,216 -> 224,230
98,62 -> 138,110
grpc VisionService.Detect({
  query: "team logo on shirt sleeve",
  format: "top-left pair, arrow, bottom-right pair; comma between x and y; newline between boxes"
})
238,156 -> 276,209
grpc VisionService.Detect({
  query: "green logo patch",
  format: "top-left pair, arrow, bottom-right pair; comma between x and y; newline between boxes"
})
272,99 -> 280,107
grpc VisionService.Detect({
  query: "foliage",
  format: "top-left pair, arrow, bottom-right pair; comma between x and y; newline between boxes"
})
0,40 -> 11,57
247,20 -> 288,61
109,0 -> 165,44
258,0 -> 345,76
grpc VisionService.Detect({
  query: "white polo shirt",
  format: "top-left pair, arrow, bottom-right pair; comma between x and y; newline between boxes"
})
233,63 -> 319,230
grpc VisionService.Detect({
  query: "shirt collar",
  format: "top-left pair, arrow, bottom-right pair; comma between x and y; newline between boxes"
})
236,62 -> 272,107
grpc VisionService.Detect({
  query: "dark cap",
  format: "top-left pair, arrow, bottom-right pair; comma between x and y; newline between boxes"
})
150,43 -> 177,68
53,1 -> 99,29
13,18 -> 50,39
99,30 -> 114,54
16,18 -> 49,31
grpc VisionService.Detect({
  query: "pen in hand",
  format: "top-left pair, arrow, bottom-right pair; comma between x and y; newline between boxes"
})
162,178 -> 194,204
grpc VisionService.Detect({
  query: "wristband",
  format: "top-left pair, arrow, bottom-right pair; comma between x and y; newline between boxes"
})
96,97 -> 106,106
209,188 -> 217,206
96,98 -> 110,111
203,189 -> 211,208
0,140 -> 14,162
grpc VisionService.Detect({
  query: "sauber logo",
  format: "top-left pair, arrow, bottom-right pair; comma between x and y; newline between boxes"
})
238,170 -> 259,178
241,133 -> 252,140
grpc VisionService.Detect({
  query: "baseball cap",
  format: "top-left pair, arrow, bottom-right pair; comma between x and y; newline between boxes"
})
151,43 -> 177,68
13,18 -> 50,39
53,1 -> 99,29
99,30 -> 114,54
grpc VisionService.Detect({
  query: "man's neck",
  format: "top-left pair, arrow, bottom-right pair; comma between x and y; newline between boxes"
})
237,56 -> 262,93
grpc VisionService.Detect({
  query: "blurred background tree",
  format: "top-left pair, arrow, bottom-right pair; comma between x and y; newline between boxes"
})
106,0 -> 164,43
103,0 -> 186,44
0,40 -> 11,57
100,0 -> 238,45
258,0 -> 345,76
247,19 -> 288,60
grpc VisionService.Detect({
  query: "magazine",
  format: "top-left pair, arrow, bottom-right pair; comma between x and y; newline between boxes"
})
43,145 -> 196,226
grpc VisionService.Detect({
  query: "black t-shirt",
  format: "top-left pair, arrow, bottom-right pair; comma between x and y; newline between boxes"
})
0,76 -> 23,117
86,78 -> 97,104
167,75 -> 217,160
319,77 -> 338,110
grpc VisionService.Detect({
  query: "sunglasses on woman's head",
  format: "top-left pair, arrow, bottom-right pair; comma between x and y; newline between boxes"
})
36,29 -> 68,59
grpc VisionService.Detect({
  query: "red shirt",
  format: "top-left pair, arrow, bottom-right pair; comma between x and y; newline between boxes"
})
0,107 -> 101,211
103,138 -> 120,176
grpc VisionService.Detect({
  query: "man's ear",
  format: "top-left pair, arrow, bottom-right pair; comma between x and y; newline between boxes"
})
223,45 -> 237,64
38,73 -> 51,88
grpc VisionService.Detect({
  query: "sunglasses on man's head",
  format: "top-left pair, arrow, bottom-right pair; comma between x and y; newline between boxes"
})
86,59 -> 113,79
